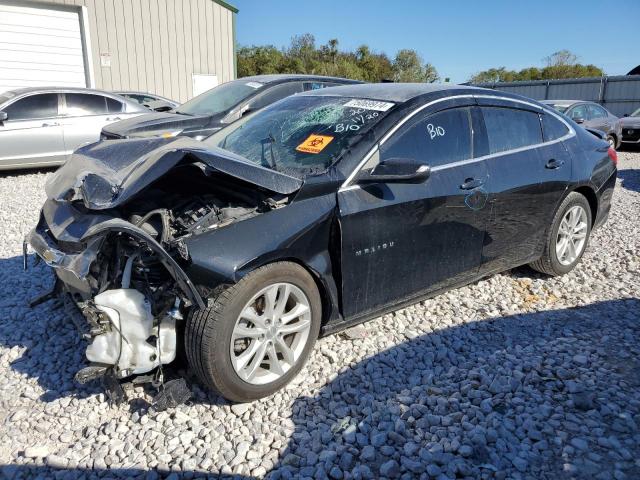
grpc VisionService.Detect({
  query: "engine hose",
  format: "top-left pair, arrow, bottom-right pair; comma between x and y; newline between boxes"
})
121,253 -> 139,289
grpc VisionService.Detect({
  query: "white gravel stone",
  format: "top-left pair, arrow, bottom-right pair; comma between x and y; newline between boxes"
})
0,151 -> 639,479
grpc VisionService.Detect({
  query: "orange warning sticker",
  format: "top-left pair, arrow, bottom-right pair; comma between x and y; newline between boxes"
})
296,134 -> 334,154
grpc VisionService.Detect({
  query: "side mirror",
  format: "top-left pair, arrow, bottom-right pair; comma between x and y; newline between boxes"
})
573,117 -> 585,124
358,158 -> 431,184
0,111 -> 7,122
623,114 -> 630,117
240,105 -> 253,117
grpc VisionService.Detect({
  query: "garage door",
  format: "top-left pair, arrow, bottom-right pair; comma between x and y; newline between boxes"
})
0,2 -> 87,93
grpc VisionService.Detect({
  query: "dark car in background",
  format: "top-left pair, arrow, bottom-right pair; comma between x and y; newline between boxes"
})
541,100 -> 622,148
102,75 -> 362,141
620,107 -> 640,146
28,84 -> 617,402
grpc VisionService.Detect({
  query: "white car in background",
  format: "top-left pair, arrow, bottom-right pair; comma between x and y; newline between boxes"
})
0,87 -> 146,170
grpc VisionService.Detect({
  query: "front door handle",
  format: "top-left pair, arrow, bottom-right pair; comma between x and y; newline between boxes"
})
545,158 -> 565,169
459,178 -> 484,190
106,117 -> 121,122
42,122 -> 60,127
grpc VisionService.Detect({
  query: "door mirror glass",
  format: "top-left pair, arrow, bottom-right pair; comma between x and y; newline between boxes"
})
0,111 -> 7,122
359,158 -> 431,184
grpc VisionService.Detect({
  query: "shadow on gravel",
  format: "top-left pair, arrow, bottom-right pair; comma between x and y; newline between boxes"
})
2,249 -> 639,479
617,168 -> 640,193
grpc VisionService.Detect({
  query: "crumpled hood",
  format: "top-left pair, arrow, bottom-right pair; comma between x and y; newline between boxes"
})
620,116 -> 640,128
46,137 -> 303,209
102,111 -> 213,138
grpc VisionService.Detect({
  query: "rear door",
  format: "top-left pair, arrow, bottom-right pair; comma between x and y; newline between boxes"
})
477,101 -> 572,273
587,104 -> 611,134
338,100 -> 491,318
60,93 -> 130,151
0,92 -> 65,168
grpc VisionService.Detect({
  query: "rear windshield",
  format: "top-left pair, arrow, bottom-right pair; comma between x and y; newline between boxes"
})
204,96 -> 394,177
177,80 -> 264,116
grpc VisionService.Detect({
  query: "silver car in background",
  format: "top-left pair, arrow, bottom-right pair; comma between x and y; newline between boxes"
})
0,87 -> 146,170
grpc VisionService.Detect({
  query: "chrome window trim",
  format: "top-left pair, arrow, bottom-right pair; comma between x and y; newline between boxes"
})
339,94 -> 576,191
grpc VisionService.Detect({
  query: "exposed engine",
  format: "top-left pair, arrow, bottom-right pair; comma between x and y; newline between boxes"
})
68,163 -> 288,382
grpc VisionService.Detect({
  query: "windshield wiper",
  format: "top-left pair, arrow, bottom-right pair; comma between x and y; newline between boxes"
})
174,110 -> 193,116
260,133 -> 277,170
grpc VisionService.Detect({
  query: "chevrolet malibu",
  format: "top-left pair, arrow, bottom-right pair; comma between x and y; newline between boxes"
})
27,84 -> 617,402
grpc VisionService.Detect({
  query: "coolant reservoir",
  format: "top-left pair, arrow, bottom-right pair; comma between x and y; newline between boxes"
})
86,289 -> 176,375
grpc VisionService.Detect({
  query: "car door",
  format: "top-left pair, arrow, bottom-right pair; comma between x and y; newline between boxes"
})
0,93 -> 65,168
587,104 -> 610,134
60,93 -> 130,152
338,101 -> 491,318
477,102 -> 572,274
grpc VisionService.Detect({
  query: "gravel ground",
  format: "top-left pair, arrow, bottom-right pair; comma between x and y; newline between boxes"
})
0,150 -> 639,480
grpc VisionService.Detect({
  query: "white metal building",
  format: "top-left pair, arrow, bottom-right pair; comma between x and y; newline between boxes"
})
0,0 -> 238,102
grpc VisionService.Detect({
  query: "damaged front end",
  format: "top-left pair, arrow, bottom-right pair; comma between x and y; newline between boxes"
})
25,137 -> 300,390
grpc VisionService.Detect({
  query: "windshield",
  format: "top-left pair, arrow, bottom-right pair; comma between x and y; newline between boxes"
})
204,95 -> 395,177
177,80 -> 264,116
631,107 -> 640,117
548,104 -> 569,113
0,91 -> 17,105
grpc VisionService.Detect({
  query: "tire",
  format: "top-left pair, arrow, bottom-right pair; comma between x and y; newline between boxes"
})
529,192 -> 592,276
185,262 -> 322,402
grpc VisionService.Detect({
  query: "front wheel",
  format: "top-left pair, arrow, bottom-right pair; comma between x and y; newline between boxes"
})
529,192 -> 592,276
185,262 -> 322,402
607,135 -> 616,149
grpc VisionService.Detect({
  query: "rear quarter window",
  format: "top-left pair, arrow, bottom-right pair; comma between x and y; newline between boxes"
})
481,107 -> 543,154
541,113 -> 570,142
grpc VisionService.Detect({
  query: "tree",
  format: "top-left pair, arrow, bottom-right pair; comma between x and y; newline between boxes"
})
236,34 -> 439,83
468,50 -> 604,83
392,49 -> 439,83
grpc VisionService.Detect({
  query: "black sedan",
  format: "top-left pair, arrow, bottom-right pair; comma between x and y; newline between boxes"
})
27,84 -> 617,402
101,74 -> 361,141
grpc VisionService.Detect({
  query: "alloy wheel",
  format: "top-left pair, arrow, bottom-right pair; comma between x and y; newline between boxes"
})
230,283 -> 312,385
555,205 -> 588,266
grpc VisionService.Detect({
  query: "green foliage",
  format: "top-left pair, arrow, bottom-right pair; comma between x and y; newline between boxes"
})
468,50 -> 604,84
237,34 -> 438,83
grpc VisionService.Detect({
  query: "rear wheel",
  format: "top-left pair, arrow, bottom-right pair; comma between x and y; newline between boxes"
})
185,262 -> 321,402
529,192 -> 592,276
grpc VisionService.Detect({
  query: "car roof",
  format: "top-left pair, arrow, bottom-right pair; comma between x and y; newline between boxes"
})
298,82 -> 487,103
2,86 -> 128,96
238,74 -> 363,85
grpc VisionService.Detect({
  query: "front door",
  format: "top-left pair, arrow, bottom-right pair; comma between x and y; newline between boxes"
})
338,103 -> 491,319
0,93 -> 65,168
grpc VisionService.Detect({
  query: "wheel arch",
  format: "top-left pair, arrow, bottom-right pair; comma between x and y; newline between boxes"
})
236,254 -> 341,327
571,185 -> 598,226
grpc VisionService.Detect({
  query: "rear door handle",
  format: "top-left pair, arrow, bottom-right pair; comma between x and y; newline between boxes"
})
545,158 -> 565,169
42,122 -> 60,127
459,178 -> 484,190
106,117 -> 121,122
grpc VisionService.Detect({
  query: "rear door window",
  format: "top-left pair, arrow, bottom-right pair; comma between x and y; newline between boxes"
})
481,107 -> 543,154
588,104 -> 608,119
250,82 -> 305,110
65,93 -> 109,116
380,107 -> 473,167
541,113 -> 570,142
4,93 -> 59,121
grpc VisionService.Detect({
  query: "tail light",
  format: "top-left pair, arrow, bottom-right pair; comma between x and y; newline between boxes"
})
608,147 -> 618,166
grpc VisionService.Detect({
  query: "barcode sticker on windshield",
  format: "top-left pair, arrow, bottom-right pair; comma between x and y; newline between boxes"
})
343,99 -> 395,112
245,82 -> 263,89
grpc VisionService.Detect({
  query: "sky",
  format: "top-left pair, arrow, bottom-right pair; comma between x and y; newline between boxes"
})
232,0 -> 640,83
